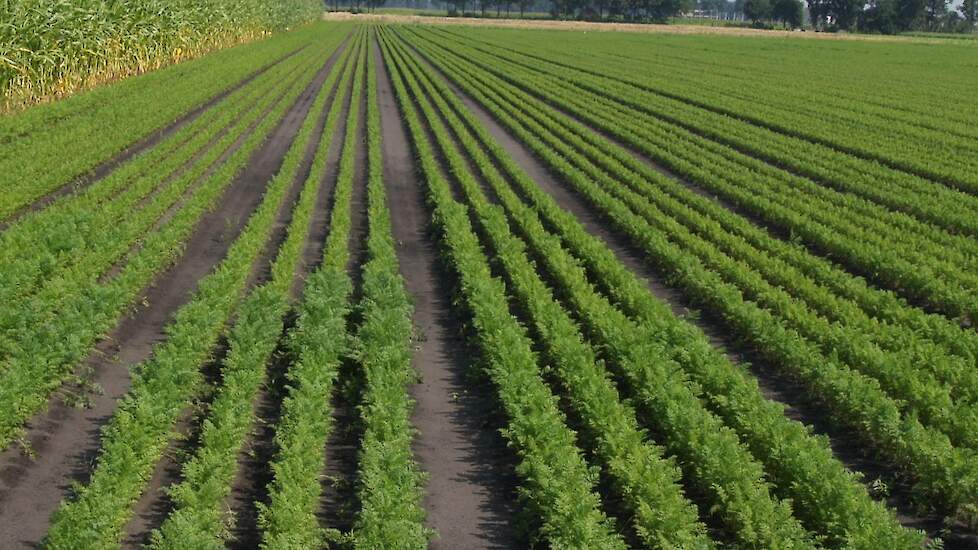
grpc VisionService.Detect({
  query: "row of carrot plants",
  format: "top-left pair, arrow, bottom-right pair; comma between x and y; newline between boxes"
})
410,27 -> 978,329
416,29 -> 978,324
560,38 -> 978,144
0,73 -> 262,303
451,29 -> 978,194
427,28 -> 978,270
397,28 -> 978,520
381,31 -> 627,549
524,41 -> 978,238
257,28 -> 368,550
0,22 -> 352,221
510,39 -> 978,242
147,31 -> 363,549
0,36 -> 316,301
349,34 -> 428,547
405,31 -> 978,422
459,28 -> 978,149
620,42 -> 978,140
0,43 -> 317,360
381,29 -> 713,549
0,36 -> 339,451
414,33 -> 978,369
385,30 -> 925,549
0,44 -> 310,344
41,31 -> 356,550
417,32 -> 978,372
412,32 -> 978,451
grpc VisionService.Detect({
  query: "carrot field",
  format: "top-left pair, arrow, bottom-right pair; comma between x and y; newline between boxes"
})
1,18 -> 977,550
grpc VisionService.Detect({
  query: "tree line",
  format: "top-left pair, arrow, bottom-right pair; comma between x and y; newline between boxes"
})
338,0 -> 977,33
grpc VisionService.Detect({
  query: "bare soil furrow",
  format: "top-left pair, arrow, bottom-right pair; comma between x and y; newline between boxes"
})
376,36 -> 520,550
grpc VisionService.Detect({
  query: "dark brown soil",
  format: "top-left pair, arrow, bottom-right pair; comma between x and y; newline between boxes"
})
0,48 -> 303,231
0,44 -> 340,550
376,37 -> 520,549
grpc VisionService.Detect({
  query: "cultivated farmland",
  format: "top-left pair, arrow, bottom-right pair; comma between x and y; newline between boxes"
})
1,18 -> 977,550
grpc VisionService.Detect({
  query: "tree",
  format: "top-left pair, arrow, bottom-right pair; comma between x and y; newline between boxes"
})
646,0 -> 692,20
517,0 -> 534,16
772,0 -> 803,25
806,0 -> 831,28
860,0 -> 900,32
447,0 -> 467,15
828,0 -> 861,28
698,0 -> 728,11
924,0 -> 947,27
895,0 -> 925,28
960,0 -> 976,24
744,0 -> 772,22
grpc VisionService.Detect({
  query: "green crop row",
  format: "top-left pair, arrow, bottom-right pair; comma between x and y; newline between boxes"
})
389,30 -> 822,549
404,31 -> 978,428
0,23 -> 351,222
41,31 -> 352,550
256,27 -> 367,550
0,46 -> 308,352
415,28 -> 978,327
443,28 -> 978,194
380,30 -> 713,549
0,37 -> 336,451
443,28 -> 978,145
410,31 -> 978,451
409,31 -> 978,372
393,27 -> 931,548
349,32 -> 428,548
0,39 -> 310,309
425,29 -> 978,275
394,27 -> 968,547
402,27 -> 978,517
381,30 -> 627,549
146,32 -> 360,550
